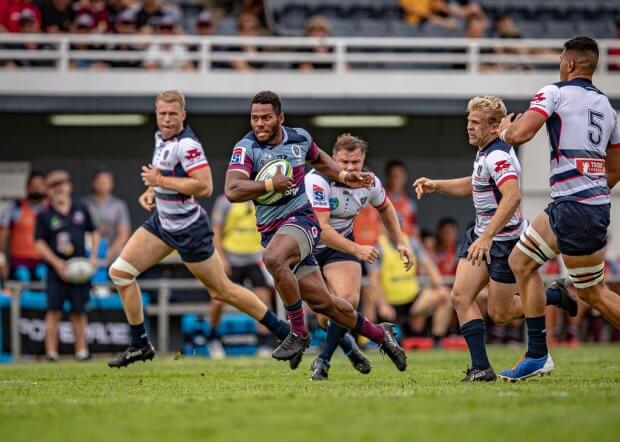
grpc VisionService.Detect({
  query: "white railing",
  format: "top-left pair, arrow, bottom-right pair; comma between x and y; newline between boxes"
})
1,34 -> 620,74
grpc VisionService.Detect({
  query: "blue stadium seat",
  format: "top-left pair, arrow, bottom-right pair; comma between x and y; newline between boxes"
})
329,18 -> 358,37
515,20 -> 547,39
356,18 -> 390,37
215,16 -> 238,35
576,20 -> 617,39
544,21 -> 577,39
388,20 -> 420,38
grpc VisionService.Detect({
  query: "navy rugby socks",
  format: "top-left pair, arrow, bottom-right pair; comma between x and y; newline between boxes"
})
129,322 -> 148,347
259,310 -> 290,340
524,316 -> 548,359
460,319 -> 490,370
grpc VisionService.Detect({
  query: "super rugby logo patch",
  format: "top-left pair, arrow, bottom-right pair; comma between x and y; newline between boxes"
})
313,184 -> 326,203
230,146 -> 246,165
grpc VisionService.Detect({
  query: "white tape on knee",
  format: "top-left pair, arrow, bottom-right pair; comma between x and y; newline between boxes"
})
109,257 -> 140,286
516,225 -> 558,265
567,263 -> 605,288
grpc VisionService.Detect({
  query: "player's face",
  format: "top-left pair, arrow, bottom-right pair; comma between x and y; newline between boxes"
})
467,110 -> 497,147
250,104 -> 283,143
333,148 -> 365,172
156,100 -> 186,139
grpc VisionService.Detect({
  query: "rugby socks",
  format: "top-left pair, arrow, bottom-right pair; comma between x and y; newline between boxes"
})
525,316 -> 548,359
259,310 -> 290,341
340,333 -> 355,355
460,319 -> 490,370
207,324 -> 219,342
285,300 -> 308,338
352,314 -> 385,344
319,322 -> 348,363
545,286 -> 561,306
129,322 -> 148,347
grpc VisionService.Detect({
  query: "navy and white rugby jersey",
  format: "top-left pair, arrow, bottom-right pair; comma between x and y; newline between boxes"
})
528,77 -> 620,205
152,126 -> 209,232
472,138 -> 524,241
305,169 -> 387,249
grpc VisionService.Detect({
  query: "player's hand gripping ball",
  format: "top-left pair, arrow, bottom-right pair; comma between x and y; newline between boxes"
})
254,159 -> 293,205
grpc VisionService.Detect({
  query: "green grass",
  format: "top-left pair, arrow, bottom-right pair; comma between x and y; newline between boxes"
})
1,345 -> 619,442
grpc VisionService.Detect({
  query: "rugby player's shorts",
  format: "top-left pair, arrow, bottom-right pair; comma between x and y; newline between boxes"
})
143,209 -> 215,263
315,234 -> 360,268
230,262 -> 272,289
46,274 -> 90,314
457,226 -> 518,284
545,199 -> 609,256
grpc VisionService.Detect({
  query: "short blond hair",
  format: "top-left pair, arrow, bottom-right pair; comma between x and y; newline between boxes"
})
467,95 -> 507,125
156,90 -> 185,108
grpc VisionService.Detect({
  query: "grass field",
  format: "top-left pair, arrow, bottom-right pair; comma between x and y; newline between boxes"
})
1,345 -> 619,442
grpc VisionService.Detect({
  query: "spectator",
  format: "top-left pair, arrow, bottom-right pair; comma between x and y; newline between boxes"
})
464,15 -> 487,38
69,13 -> 108,70
353,205 -> 382,323
40,0 -> 74,33
0,171 -> 47,282
230,12 -> 263,71
420,229 -> 437,259
195,9 -> 214,36
35,170 -> 99,362
384,160 -> 418,238
108,8 -> 142,69
400,0 -> 459,30
296,15 -> 333,72
434,217 -> 458,277
73,0 -> 110,33
371,229 -> 452,345
144,14 -> 193,71
449,0 -> 485,22
3,0 -> 41,32
105,0 -> 130,29
136,0 -> 166,32
5,10 -> 56,69
83,168 -> 131,269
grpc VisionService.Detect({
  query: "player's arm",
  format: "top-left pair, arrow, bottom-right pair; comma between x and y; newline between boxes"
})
498,111 -> 546,146
468,178 -> 521,266
315,210 -> 379,262
225,169 -> 293,203
309,149 -> 373,189
142,164 -> 213,198
35,240 -> 66,277
376,199 -> 413,270
414,176 -> 472,199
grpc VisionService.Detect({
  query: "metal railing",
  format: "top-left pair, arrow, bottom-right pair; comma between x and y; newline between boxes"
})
1,34 -> 619,73
4,273 -> 620,361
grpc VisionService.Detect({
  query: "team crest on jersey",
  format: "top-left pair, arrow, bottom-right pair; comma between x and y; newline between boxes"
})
291,145 -> 302,158
329,197 -> 339,210
477,165 -> 483,176
313,185 -> 325,202
360,197 -> 368,206
72,211 -> 84,225
230,146 -> 246,165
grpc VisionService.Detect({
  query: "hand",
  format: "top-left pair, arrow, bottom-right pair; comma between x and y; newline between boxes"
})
89,256 -> 100,270
378,302 -> 396,322
141,164 -> 161,187
53,260 -> 69,282
344,171 -> 374,189
271,165 -> 294,193
413,177 -> 437,200
354,244 -> 379,263
498,113 -> 522,134
467,234 -> 492,266
139,188 -> 155,211
397,244 -> 414,271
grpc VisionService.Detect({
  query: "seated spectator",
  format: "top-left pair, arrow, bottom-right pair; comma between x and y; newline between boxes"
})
144,14 -> 193,71
230,12 -> 263,71
5,10 -> 55,68
434,217 -> 458,278
449,0 -> 485,22
491,15 -> 533,72
106,0 -> 131,29
107,8 -> 142,68
0,171 -> 47,283
136,0 -> 166,32
296,15 -> 333,72
83,168 -> 131,269
371,230 -> 452,346
73,0 -> 110,33
69,13 -> 108,70
385,160 -> 419,238
400,0 -> 459,30
40,0 -> 74,33
3,0 -> 41,32
465,15 -> 487,38
195,9 -> 214,36
420,229 -> 437,259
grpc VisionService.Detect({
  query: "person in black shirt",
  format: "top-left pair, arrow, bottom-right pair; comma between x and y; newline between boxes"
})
40,0 -> 75,33
35,170 -> 99,362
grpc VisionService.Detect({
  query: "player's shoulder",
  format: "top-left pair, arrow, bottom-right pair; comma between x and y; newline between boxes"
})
234,131 -> 259,150
484,138 -> 513,156
177,126 -> 202,147
305,168 -> 330,185
553,77 -> 604,95
285,126 -> 312,144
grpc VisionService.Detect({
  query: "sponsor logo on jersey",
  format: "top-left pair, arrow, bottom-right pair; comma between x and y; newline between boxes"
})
284,187 -> 300,197
531,92 -> 545,103
230,146 -> 246,165
185,148 -> 202,161
329,197 -> 339,210
291,145 -> 302,158
576,158 -> 605,175
313,184 -> 325,202
494,160 -> 511,173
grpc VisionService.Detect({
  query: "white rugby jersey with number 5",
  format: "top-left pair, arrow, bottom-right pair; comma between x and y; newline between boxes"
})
528,77 -> 620,205
304,169 -> 388,250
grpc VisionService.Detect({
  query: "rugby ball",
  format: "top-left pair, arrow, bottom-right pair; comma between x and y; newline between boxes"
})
254,159 -> 293,205
65,257 -> 95,284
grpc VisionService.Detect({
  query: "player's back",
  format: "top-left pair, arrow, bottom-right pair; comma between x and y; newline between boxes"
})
530,78 -> 619,205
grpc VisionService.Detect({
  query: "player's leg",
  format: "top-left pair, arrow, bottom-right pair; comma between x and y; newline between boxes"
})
410,288 -> 452,345
499,213 -> 559,381
206,299 -> 226,359
70,283 -> 91,360
247,262 -> 278,356
44,279 -> 65,361
184,252 -> 290,343
107,227 -> 173,367
487,282 -> 521,326
297,269 -> 407,372
312,261 -> 371,380
450,258 -> 495,381
562,249 -> 620,328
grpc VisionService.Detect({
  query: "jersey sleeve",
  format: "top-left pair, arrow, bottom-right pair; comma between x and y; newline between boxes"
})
211,194 -> 231,226
609,111 -> 620,149
485,149 -> 519,188
369,176 -> 388,208
179,138 -> 209,174
527,84 -> 560,119
304,173 -> 331,212
227,138 -> 255,177
296,128 -> 320,162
